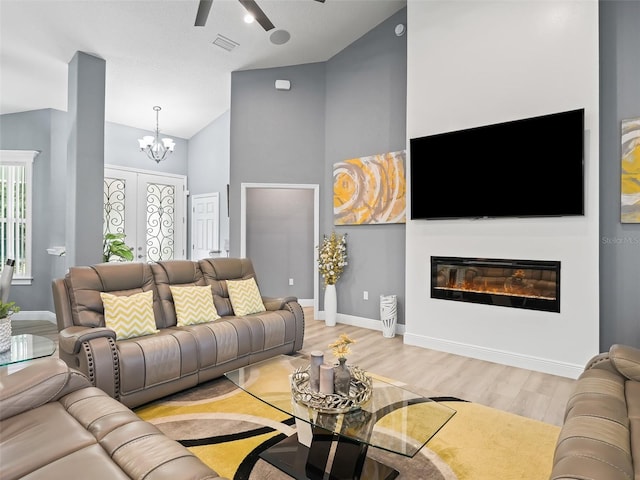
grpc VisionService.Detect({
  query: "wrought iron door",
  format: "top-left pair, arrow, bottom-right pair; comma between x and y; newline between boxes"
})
104,167 -> 186,262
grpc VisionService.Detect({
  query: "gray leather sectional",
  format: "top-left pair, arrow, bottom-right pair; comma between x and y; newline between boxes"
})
52,257 -> 305,408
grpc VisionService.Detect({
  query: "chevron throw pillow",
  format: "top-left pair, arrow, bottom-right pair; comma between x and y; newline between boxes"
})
227,277 -> 266,316
100,290 -> 159,341
170,285 -> 221,326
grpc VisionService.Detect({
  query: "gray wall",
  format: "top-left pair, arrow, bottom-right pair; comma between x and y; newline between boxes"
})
324,8 -> 407,324
599,0 -> 640,350
0,108 -> 188,311
187,110 -> 230,256
230,62 -> 326,295
106,122 -> 188,176
246,188 -> 314,299
0,110 -> 58,311
229,8 -> 407,323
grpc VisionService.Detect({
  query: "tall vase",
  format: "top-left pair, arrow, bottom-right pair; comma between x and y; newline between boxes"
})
324,284 -> 337,327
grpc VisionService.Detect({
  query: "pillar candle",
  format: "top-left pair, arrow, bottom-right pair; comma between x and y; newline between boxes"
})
309,351 -> 324,392
319,363 -> 334,394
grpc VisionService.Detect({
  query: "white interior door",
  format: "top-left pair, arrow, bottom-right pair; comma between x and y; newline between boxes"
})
191,193 -> 220,260
104,167 -> 187,262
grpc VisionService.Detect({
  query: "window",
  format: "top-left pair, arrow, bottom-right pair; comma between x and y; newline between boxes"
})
0,150 -> 37,285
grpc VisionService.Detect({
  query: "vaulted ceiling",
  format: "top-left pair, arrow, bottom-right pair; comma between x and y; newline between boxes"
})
0,0 -> 405,138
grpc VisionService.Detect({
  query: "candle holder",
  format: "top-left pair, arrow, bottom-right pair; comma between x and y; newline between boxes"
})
290,364 -> 373,413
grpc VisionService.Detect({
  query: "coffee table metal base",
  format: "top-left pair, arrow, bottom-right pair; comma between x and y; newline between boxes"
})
260,429 -> 399,480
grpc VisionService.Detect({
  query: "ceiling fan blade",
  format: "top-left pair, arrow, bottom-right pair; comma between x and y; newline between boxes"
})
194,0 -> 213,26
313,0 -> 326,3
239,0 -> 275,31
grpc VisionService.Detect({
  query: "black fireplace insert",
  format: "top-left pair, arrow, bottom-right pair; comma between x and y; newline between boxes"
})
431,256 -> 560,313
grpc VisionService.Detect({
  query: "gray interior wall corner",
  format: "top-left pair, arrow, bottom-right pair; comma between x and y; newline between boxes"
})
323,7 -> 408,324
229,63 -> 327,259
187,110 -> 231,258
66,52 -> 106,267
599,0 -> 640,350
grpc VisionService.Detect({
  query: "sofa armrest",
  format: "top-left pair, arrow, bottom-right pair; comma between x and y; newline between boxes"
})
610,344 -> 640,381
59,326 -> 116,355
262,296 -> 298,311
0,358 -> 91,421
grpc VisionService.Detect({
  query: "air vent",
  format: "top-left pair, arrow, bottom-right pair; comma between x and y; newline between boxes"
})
212,34 -> 239,52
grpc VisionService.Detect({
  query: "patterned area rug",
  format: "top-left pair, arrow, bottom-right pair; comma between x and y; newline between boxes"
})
135,377 -> 559,480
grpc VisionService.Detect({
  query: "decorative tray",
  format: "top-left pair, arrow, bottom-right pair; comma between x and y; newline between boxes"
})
290,364 -> 373,413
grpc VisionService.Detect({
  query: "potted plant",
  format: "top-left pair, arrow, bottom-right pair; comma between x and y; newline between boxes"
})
103,233 -> 134,262
0,300 -> 20,353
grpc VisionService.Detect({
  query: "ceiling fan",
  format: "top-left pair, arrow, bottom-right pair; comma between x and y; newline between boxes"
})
195,0 -> 325,31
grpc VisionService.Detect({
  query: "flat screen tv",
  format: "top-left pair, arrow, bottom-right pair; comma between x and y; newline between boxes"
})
410,108 -> 585,220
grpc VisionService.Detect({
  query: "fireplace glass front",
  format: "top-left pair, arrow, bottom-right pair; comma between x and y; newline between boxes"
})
431,256 -> 560,313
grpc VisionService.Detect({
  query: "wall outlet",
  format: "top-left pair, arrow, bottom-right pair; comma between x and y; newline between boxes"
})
363,291 -> 369,300
289,278 -> 294,286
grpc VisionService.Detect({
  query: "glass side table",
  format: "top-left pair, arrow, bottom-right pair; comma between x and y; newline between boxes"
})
0,334 -> 57,367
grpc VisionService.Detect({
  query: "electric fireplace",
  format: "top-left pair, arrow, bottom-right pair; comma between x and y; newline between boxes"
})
431,256 -> 560,313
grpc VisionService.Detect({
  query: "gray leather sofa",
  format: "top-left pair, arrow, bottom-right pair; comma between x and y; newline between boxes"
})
52,257 -> 305,408
0,357 -> 225,480
549,343 -> 640,480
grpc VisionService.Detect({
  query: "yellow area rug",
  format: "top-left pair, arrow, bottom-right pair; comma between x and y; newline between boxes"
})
135,377 -> 559,480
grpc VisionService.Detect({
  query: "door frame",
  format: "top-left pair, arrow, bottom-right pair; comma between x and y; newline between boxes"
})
240,183 -> 319,312
104,164 -> 188,260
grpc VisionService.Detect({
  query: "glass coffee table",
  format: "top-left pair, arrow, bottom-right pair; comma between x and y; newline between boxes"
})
0,334 -> 57,367
225,355 -> 456,480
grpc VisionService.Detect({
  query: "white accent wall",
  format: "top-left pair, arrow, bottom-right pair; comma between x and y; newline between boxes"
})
405,0 -> 599,378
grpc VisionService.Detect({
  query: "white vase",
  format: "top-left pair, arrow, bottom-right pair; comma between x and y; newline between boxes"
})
324,284 -> 337,327
380,294 -> 398,338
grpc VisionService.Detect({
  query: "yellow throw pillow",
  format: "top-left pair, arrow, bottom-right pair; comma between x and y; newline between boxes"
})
100,290 -> 159,341
227,277 -> 266,316
170,285 -> 220,326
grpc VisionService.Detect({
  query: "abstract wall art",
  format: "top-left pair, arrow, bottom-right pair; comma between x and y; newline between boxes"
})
333,150 -> 406,225
621,117 -> 640,223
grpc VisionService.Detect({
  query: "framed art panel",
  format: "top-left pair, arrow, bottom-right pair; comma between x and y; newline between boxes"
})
333,150 -> 406,225
621,117 -> 640,223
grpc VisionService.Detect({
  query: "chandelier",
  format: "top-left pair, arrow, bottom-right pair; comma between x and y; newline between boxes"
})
138,106 -> 175,163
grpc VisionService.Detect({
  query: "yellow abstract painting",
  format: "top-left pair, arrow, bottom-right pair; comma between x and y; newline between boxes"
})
621,117 -> 640,223
333,150 -> 406,225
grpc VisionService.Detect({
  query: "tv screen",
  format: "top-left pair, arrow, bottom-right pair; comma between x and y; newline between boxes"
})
410,109 -> 585,220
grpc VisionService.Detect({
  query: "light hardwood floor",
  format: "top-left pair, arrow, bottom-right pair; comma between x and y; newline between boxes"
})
12,308 -> 576,426
298,307 -> 575,427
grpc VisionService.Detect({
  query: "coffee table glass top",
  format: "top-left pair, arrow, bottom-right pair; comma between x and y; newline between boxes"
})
0,334 -> 57,367
225,355 -> 456,457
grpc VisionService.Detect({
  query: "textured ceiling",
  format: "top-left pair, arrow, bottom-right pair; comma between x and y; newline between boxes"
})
0,0 -> 405,138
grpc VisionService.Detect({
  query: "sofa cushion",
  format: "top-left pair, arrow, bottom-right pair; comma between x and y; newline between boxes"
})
170,285 -> 220,326
227,277 -> 266,316
65,263 -> 163,329
151,261 -> 208,328
100,290 -> 159,341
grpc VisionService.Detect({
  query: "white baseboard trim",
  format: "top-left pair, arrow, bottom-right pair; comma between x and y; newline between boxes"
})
11,311 -> 57,324
403,332 -> 583,379
298,298 -> 314,307
316,310 -> 406,336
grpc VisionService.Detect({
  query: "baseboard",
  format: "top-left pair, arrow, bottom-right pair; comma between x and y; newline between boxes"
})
298,298 -> 314,307
316,310 -> 406,336
403,332 -> 583,379
11,311 -> 57,324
